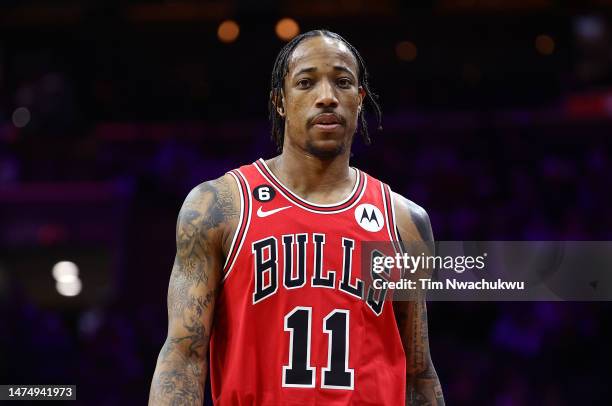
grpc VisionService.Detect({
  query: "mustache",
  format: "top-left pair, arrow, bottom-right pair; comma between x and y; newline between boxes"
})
307,111 -> 346,127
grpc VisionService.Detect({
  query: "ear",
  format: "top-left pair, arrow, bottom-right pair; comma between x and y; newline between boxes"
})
357,86 -> 366,113
271,90 -> 286,118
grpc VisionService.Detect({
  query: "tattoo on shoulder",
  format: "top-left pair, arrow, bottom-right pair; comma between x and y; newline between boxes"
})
177,177 -> 240,258
168,177 -> 239,317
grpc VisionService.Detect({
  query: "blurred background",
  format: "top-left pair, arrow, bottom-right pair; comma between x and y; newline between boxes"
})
1,0 -> 612,404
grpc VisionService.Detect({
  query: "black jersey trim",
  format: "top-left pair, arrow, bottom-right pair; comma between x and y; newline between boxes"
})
254,159 -> 367,214
382,183 -> 405,256
222,169 -> 252,282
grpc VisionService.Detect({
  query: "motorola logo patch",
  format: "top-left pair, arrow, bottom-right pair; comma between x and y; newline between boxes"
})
354,204 -> 384,232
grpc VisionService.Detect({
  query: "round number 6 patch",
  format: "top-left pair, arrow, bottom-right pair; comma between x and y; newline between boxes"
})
254,184 -> 276,202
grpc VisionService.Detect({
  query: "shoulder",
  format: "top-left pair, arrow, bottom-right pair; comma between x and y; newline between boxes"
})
181,174 -> 240,219
353,168 -> 433,242
177,174 -> 241,252
391,191 -> 434,243
182,173 -> 239,211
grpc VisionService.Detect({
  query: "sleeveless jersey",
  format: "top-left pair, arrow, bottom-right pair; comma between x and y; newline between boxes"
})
209,159 -> 406,405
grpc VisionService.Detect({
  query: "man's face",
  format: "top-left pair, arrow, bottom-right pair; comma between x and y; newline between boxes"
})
280,36 -> 365,159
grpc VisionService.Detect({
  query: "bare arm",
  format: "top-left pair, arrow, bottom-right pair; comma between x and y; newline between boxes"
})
149,175 -> 239,405
392,193 -> 445,406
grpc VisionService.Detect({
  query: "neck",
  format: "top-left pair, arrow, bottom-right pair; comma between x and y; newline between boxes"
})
269,141 -> 353,200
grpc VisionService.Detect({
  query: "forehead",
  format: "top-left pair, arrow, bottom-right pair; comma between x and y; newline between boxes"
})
288,36 -> 359,76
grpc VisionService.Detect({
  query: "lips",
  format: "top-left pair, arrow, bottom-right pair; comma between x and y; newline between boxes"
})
312,113 -> 342,126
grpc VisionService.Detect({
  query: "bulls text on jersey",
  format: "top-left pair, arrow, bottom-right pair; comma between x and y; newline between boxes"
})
251,233 -> 392,315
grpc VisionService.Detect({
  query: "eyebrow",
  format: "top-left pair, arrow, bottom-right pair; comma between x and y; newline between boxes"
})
294,66 -> 356,78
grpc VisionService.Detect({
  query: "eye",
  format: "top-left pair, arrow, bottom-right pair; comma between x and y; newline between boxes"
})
337,77 -> 352,88
296,78 -> 312,89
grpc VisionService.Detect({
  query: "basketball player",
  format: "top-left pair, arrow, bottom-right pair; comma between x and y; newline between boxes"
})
149,30 -> 444,405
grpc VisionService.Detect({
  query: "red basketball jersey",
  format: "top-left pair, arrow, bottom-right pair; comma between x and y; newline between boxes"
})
209,159 -> 406,405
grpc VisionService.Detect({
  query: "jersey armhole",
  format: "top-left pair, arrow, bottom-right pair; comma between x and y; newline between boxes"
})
381,182 -> 405,256
221,169 -> 252,283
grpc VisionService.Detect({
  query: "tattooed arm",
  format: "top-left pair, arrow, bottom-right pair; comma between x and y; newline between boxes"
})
392,193 -> 445,406
149,175 -> 239,405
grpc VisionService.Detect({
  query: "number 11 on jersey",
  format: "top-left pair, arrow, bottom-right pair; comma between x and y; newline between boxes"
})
282,307 -> 354,390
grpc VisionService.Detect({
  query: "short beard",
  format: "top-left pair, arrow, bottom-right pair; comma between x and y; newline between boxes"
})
305,139 -> 346,160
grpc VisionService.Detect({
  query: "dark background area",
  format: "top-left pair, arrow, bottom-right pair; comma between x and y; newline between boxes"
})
1,0 -> 612,404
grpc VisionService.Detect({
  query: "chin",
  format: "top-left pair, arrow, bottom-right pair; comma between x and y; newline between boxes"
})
305,139 -> 346,160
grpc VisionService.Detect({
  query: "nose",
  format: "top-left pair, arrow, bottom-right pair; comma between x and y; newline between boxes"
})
315,79 -> 339,108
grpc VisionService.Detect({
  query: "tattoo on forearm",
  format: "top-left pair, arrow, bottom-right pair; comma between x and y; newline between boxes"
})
149,177 -> 238,405
395,299 -> 428,373
394,201 -> 443,406
410,379 -> 445,406
151,333 -> 208,405
397,300 -> 444,405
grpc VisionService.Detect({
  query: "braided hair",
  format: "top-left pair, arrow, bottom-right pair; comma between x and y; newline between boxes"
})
268,30 -> 382,152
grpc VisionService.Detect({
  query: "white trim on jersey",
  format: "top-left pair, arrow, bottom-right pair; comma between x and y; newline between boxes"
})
221,171 -> 244,272
254,162 -> 368,215
259,158 -> 360,208
222,169 -> 253,283
380,181 -> 398,251
388,187 -> 407,256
